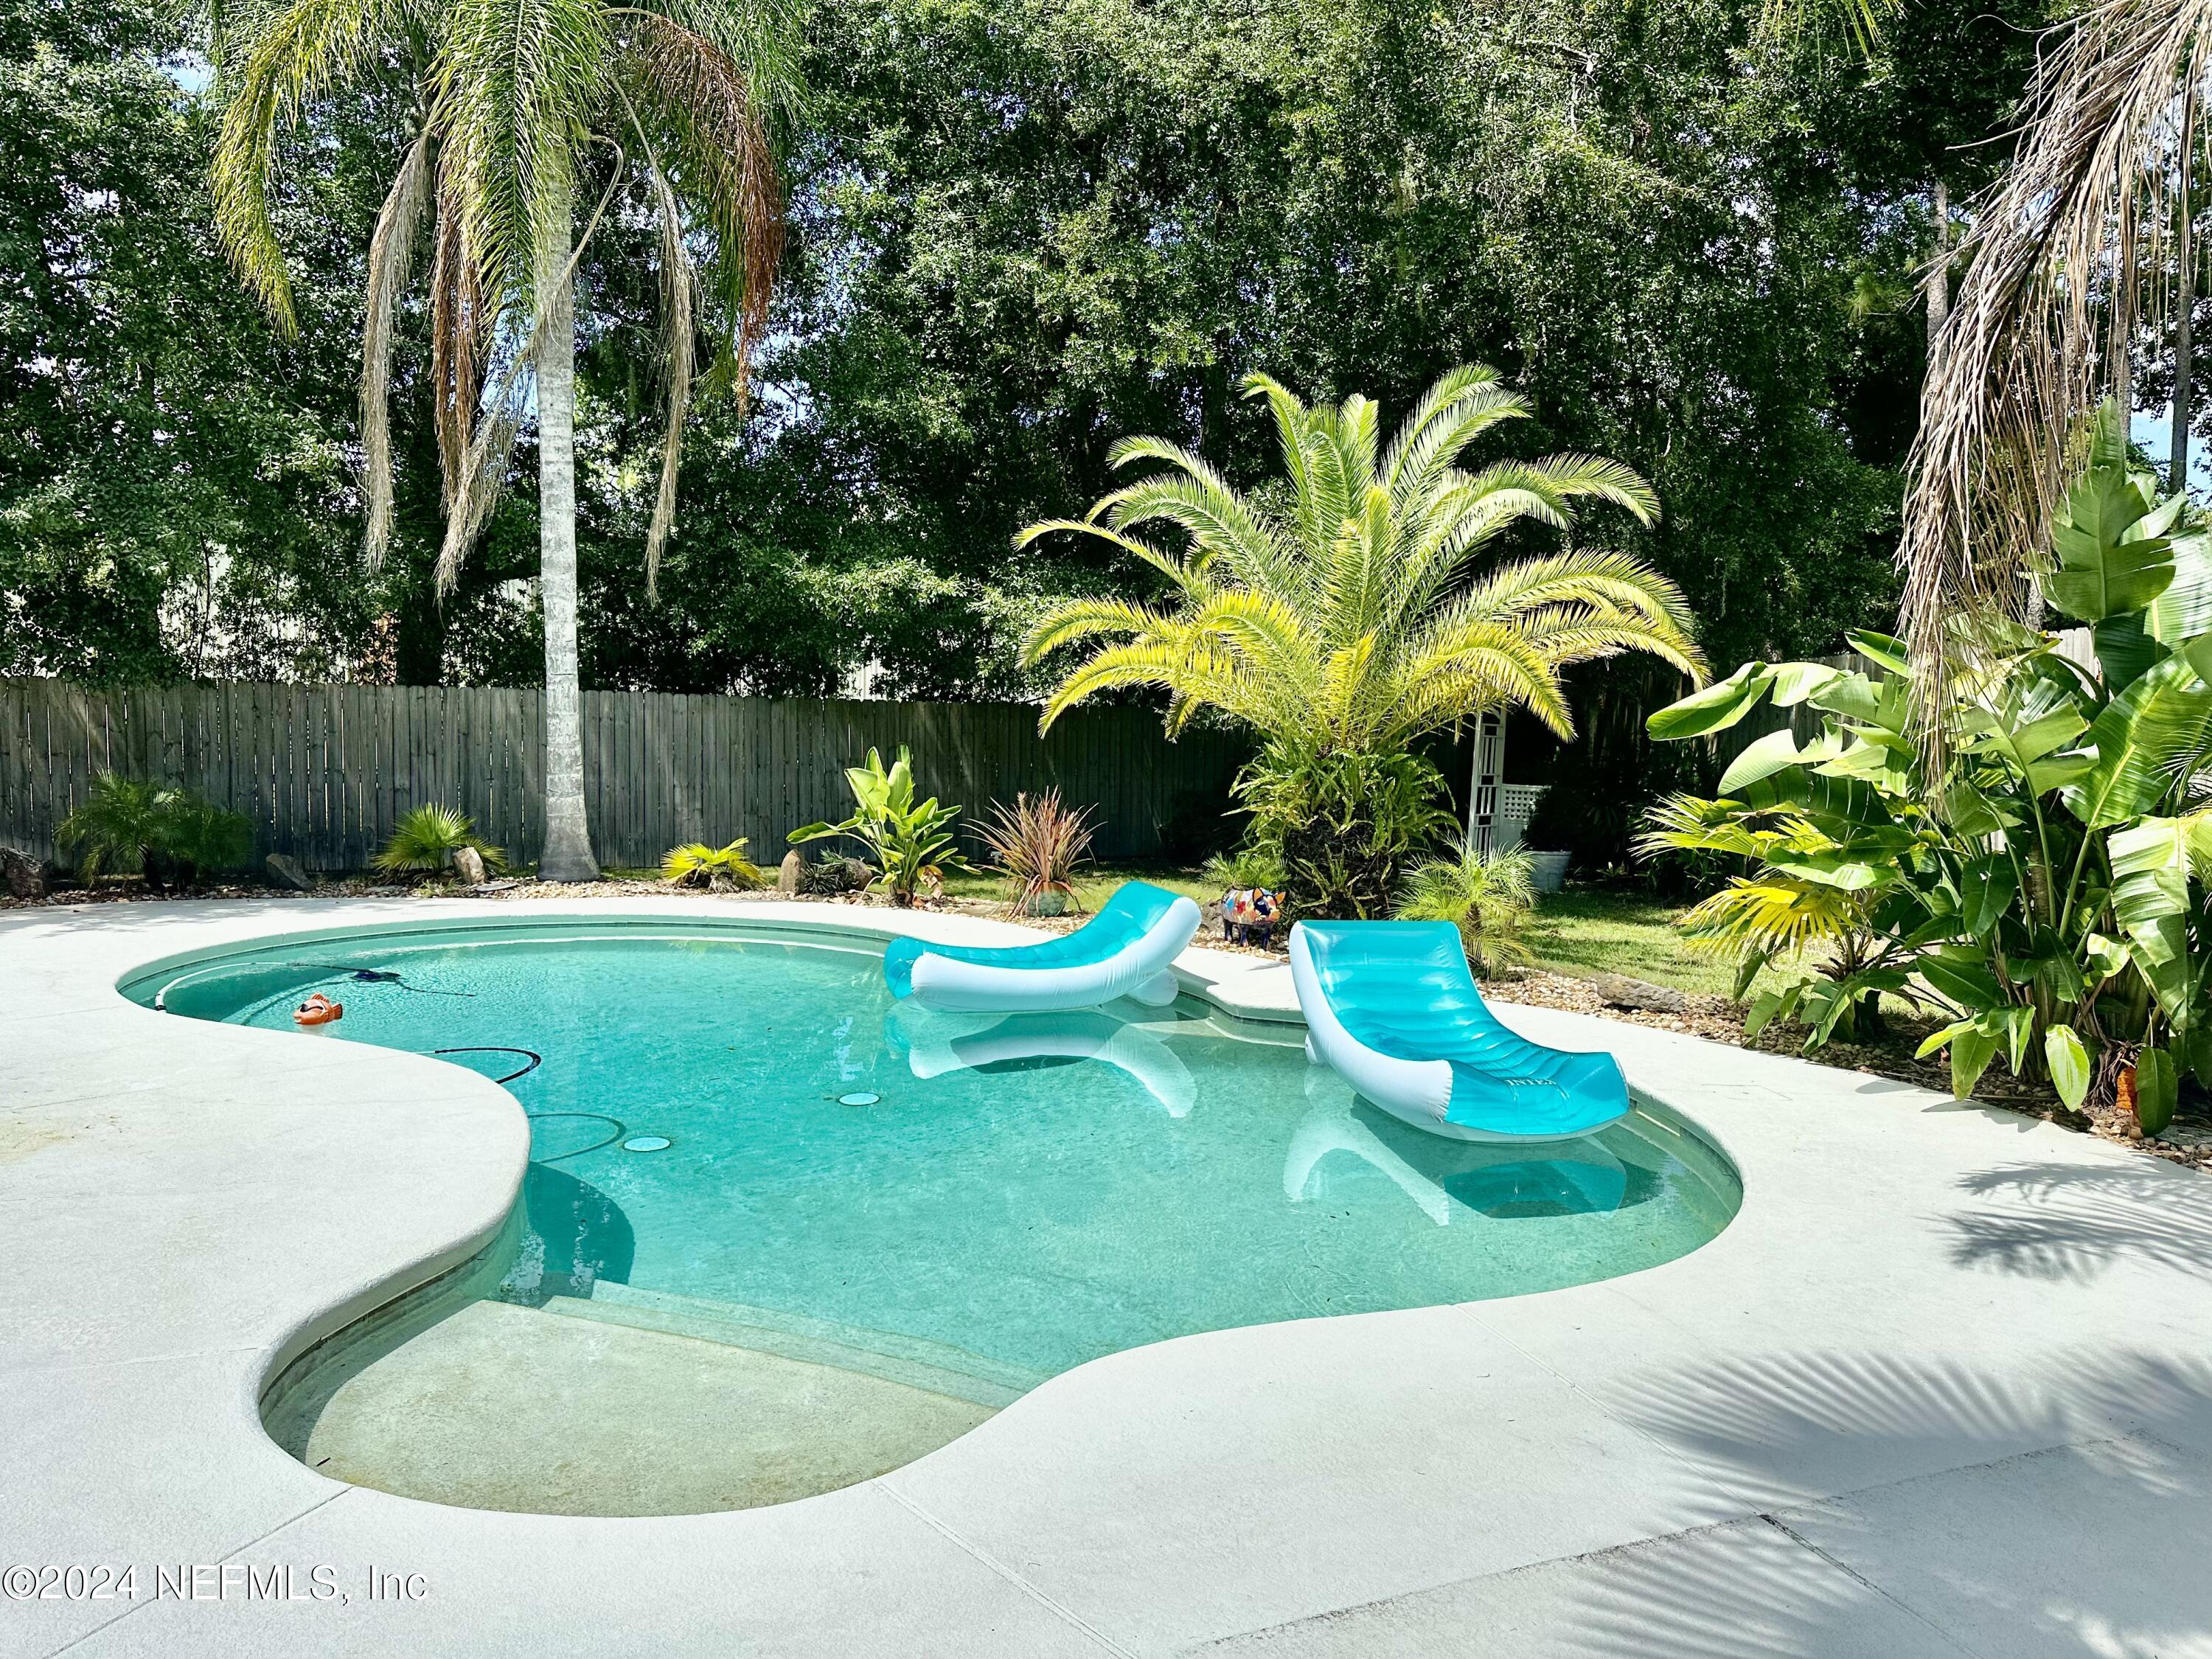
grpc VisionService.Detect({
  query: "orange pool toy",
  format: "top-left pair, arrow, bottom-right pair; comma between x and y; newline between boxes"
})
293,992 -> 344,1026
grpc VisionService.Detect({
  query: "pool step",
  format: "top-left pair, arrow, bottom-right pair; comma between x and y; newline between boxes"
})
539,1284 -> 1044,1409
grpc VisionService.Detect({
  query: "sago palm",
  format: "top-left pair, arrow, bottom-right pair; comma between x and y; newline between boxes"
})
1019,368 -> 1705,755
209,0 -> 799,880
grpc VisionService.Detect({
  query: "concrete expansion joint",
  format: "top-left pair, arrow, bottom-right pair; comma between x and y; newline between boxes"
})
873,1478 -> 1140,1658
1751,1513 -> 1985,1657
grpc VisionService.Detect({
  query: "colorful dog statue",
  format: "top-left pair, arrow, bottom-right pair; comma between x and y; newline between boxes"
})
1220,888 -> 1287,947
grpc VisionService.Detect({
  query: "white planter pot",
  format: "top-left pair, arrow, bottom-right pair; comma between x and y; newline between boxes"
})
1526,850 -> 1571,894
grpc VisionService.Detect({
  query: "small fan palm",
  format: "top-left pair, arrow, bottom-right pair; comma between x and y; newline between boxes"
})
374,804 -> 504,874
1397,848 -> 1538,978
1019,366 -> 1705,751
661,839 -> 765,890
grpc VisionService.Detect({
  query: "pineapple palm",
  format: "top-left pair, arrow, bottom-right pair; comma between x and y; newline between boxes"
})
1020,367 -> 1705,754
209,0 -> 800,880
1019,367 -> 1705,914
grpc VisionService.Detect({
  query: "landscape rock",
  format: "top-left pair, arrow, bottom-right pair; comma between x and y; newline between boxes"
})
1592,973 -> 1688,1015
778,849 -> 804,894
451,846 -> 487,886
1,846 -> 48,900
264,853 -> 313,892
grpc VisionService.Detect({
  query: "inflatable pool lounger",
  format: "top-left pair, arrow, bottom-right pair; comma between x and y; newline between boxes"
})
1290,919 -> 1630,1142
882,880 -> 1203,1014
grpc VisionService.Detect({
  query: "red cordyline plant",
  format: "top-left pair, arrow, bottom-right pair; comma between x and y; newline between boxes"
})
975,790 -> 1098,917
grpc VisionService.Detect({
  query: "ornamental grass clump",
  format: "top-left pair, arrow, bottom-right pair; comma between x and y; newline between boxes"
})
975,789 -> 1097,916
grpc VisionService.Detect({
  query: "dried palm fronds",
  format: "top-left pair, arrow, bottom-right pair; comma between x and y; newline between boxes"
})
1902,0 -> 2212,749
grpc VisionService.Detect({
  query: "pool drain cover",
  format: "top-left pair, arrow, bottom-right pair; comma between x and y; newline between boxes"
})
622,1135 -> 672,1152
838,1092 -> 881,1107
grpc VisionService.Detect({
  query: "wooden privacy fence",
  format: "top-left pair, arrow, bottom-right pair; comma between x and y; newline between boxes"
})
0,681 -> 1249,872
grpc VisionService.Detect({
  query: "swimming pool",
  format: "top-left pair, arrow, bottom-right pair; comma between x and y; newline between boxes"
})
125,917 -> 1739,1514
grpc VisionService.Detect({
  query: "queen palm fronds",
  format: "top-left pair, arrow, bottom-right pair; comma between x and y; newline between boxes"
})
362,126 -> 431,563
209,0 -> 799,580
1902,0 -> 2212,746
1020,367 -> 1703,754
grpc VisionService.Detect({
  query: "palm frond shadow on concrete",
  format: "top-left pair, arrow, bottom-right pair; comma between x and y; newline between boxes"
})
1940,1158 -> 2212,1284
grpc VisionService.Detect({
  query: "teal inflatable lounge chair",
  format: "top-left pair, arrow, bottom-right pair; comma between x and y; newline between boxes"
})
1290,919 -> 1630,1141
883,880 -> 1202,1014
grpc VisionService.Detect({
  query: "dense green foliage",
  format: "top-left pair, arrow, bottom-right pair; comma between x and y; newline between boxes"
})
788,745 -> 967,903
1642,406 -> 2212,1118
55,773 -> 249,888
4,0 -> 2042,761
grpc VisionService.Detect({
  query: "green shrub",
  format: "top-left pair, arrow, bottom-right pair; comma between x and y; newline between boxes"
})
1201,845 -> 1288,893
1397,847 -> 1537,978
1237,742 -> 1455,918
788,747 -> 967,907
796,855 -> 872,896
55,774 -> 249,892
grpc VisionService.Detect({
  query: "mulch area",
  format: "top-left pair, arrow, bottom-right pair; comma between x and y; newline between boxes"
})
10,874 -> 2207,1172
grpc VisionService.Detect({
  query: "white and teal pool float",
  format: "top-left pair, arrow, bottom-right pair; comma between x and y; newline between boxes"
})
881,879 -> 1203,1013
1291,919 -> 1630,1142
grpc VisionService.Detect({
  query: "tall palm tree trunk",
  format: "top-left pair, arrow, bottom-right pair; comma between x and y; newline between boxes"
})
2174,81 -> 2198,494
1927,178 -> 1950,354
536,174 -> 599,883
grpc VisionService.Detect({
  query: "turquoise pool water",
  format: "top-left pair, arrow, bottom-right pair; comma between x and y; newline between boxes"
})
127,918 -> 1739,1389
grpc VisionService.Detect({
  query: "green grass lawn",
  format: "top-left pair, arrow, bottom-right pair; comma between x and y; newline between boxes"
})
940,863 -> 1217,912
949,866 -> 1737,998
1517,887 -> 1742,998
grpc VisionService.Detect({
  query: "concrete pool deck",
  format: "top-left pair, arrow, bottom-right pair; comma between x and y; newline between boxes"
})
2,895 -> 2208,1658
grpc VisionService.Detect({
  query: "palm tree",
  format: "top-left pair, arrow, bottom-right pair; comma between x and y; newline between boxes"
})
1397,846 -> 1537,978
1021,367 -> 1703,751
1018,367 -> 1703,914
1902,3 -> 2211,741
209,0 -> 799,880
